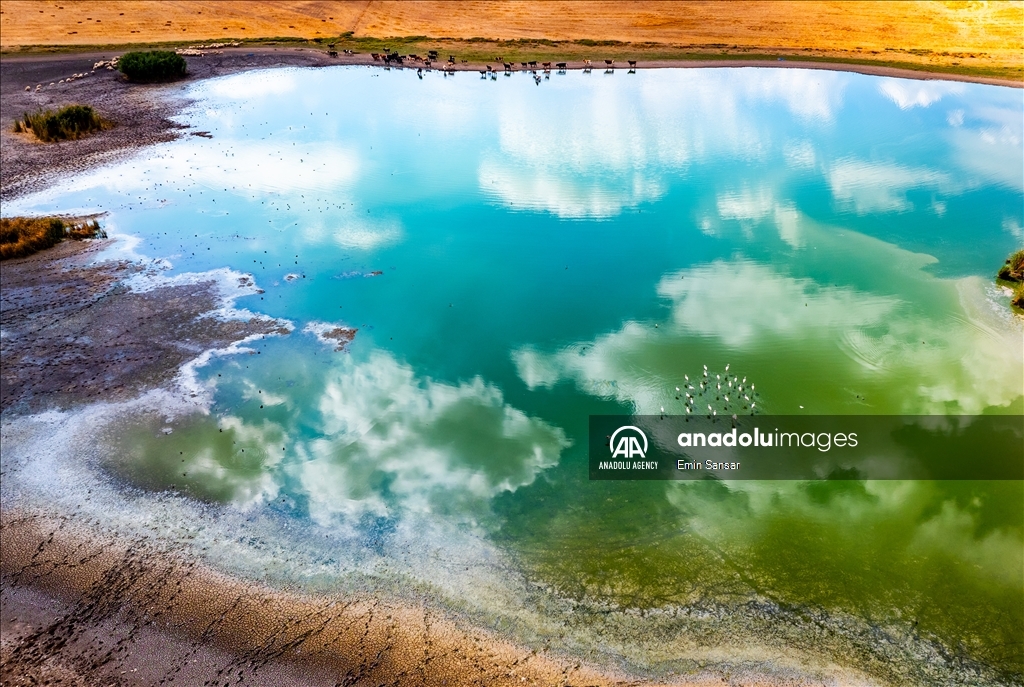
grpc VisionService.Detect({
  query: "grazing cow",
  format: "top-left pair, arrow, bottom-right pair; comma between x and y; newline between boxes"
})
556,62 -> 567,71
328,49 -> 338,57
605,59 -> 613,67
504,62 -> 512,72
628,60 -> 637,67
486,64 -> 492,71
428,50 -> 438,59
449,55 -> 455,63
521,62 -> 528,68
528,60 -> 537,68
542,62 -> 551,69
583,59 -> 591,67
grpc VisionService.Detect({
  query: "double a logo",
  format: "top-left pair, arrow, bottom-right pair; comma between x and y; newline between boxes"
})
609,425 -> 648,459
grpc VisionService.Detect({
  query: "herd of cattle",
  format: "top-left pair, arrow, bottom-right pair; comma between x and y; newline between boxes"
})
322,46 -> 639,75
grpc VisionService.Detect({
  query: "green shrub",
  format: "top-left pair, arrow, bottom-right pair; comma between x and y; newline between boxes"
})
18,105 -> 108,142
997,248 -> 1024,282
118,50 -> 187,82
1013,283 -> 1024,309
0,217 -> 106,260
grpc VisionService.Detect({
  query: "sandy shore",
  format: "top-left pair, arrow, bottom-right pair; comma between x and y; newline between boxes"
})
1,511 -> 635,687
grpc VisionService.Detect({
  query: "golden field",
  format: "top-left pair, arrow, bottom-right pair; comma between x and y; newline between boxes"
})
0,1 -> 1022,78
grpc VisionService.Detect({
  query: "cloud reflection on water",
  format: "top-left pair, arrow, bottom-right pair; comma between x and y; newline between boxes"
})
513,232 -> 1023,415
478,68 -> 849,218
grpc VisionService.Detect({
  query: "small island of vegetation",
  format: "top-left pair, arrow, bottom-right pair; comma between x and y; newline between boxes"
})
13,105 -> 110,142
118,50 -> 188,82
997,248 -> 1024,309
0,216 -> 106,260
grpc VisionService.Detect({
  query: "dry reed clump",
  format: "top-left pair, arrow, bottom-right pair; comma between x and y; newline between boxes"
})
997,248 -> 1024,282
12,105 -> 110,142
0,217 -> 106,260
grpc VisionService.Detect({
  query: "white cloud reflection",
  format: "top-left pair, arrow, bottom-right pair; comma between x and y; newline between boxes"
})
206,70 -> 298,99
949,104 -> 1024,191
514,254 -> 1023,415
878,79 -> 965,110
293,351 -> 568,524
479,68 -> 848,218
828,159 -> 956,213
716,187 -> 805,247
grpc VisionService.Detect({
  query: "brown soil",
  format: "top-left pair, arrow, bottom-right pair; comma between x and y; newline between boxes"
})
0,238 -> 288,415
1,1 -> 1021,78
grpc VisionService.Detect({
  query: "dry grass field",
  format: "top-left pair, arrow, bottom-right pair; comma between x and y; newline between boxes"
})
1,1 -> 1021,79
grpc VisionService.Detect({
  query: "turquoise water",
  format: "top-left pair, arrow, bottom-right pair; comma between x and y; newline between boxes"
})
8,66 -> 1024,682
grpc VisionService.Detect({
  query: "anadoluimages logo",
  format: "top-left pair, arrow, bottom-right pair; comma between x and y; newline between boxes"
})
609,425 -> 648,459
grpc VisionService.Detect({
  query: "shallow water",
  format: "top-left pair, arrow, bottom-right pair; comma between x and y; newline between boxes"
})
6,66 -> 1023,682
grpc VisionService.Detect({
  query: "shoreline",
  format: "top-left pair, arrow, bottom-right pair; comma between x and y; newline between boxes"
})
2,46 -> 1018,202
3,44 -> 1021,87
0,237 -> 289,415
0,510 -> 630,687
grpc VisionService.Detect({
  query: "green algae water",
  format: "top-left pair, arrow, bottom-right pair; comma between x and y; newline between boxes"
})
6,66 -> 1023,684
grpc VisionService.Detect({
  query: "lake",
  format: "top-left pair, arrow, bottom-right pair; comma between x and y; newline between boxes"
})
5,65 -> 1023,684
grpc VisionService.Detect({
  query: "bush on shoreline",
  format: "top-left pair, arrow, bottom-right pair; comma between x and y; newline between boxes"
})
997,248 -> 1024,282
13,105 -> 109,142
118,50 -> 187,82
995,248 -> 1024,310
0,217 -> 106,260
